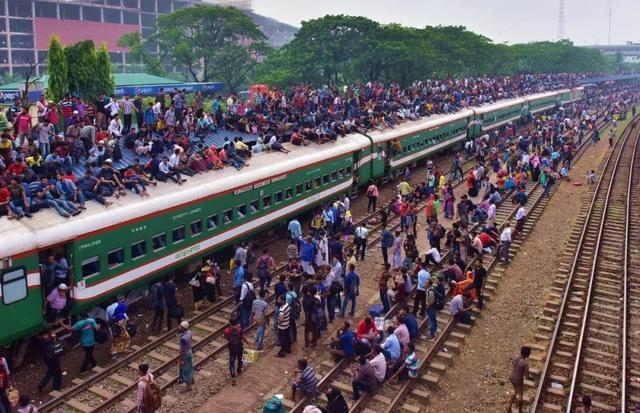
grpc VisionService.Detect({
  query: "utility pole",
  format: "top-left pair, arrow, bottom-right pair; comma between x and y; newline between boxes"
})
557,0 -> 565,40
608,7 -> 612,45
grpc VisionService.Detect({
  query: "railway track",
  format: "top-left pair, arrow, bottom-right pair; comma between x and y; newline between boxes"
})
283,117 -> 611,413
528,117 -> 640,413
37,113 -> 599,412
625,128 -> 640,413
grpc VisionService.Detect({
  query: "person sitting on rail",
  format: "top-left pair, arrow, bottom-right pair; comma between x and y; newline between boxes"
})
329,321 -> 355,360
387,342 -> 419,385
355,317 -> 380,350
291,359 -> 318,401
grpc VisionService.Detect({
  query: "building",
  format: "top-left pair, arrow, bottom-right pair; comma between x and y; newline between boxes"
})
0,0 -> 297,77
584,41 -> 640,63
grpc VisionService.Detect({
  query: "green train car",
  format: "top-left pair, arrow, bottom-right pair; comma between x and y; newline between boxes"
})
0,87 -> 585,350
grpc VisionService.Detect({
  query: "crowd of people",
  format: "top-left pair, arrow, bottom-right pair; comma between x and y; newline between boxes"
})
0,73 -> 596,220
1,79 -> 638,413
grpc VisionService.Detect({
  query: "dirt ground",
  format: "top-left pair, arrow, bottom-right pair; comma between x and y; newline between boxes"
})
420,127 -> 624,413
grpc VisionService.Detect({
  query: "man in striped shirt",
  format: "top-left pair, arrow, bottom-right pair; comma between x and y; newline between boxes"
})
276,295 -> 291,357
291,359 -> 318,400
120,95 -> 135,134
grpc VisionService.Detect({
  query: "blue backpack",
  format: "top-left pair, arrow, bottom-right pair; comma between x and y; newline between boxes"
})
263,396 -> 285,413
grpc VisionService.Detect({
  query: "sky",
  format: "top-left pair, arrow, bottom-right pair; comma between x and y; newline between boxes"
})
254,0 -> 639,46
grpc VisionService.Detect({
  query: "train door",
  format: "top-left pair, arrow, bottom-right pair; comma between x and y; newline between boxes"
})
38,244 -> 71,302
351,150 -> 361,195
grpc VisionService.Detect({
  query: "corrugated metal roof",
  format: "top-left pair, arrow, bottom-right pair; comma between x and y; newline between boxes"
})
0,73 -> 182,91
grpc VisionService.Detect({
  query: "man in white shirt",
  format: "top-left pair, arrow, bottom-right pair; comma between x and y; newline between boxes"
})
107,114 -> 123,137
105,97 -> 120,118
354,223 -> 368,261
424,247 -> 442,265
157,157 -> 183,185
487,202 -> 497,228
369,345 -> 387,383
499,222 -> 513,264
515,204 -> 526,236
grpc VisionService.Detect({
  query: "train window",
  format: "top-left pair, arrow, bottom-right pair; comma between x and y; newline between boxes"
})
338,168 -> 345,178
250,200 -> 259,214
131,240 -> 147,259
152,233 -> 167,251
81,257 -> 100,278
107,248 -> 125,269
223,209 -> 232,224
345,166 -> 352,175
237,204 -> 246,219
172,226 -> 185,243
322,174 -> 330,185
263,195 -> 272,208
190,220 -> 203,236
285,188 -> 293,200
305,180 -> 312,192
330,171 -> 338,181
1,268 -> 27,305
275,191 -> 283,203
314,178 -> 321,189
206,215 -> 218,230
295,183 -> 303,196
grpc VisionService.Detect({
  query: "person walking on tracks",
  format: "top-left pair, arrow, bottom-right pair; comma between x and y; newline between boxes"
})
252,289 -> 269,351
506,346 -> 531,413
499,222 -> 513,265
380,225 -> 393,266
137,363 -> 160,413
38,329 -> 63,392
224,316 -> 247,386
147,280 -> 165,333
61,314 -> 100,374
275,295 -> 292,357
165,275 -> 181,331
178,321 -> 194,392
354,223 -> 368,261
366,180 -> 379,213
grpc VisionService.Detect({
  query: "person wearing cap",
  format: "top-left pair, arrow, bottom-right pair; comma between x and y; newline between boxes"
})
45,283 -> 69,322
178,321 -> 194,392
88,141 -> 107,165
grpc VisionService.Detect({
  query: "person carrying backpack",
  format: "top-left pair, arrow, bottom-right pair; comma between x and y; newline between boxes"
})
256,249 -> 274,293
137,364 -> 160,413
224,317 -> 247,386
239,273 -> 255,331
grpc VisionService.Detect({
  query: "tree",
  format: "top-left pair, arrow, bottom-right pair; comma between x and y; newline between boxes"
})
47,35 -> 67,102
152,5 -> 268,90
94,43 -> 115,97
117,32 -> 164,76
64,40 -> 99,99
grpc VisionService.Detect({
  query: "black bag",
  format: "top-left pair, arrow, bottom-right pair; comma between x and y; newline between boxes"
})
109,320 -> 122,337
126,323 -> 138,337
171,305 -> 184,320
241,283 -> 255,310
94,328 -> 109,344
227,326 -> 243,354
290,297 -> 302,319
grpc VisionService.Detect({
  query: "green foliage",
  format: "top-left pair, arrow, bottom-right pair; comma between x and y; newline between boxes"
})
254,16 -> 613,88
150,4 -> 268,92
46,37 -> 113,101
117,32 -> 164,76
47,35 -> 67,102
94,44 -> 115,98
64,40 -> 99,99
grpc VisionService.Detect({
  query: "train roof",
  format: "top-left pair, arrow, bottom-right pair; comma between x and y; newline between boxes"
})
367,108 -> 475,144
2,133 -> 371,258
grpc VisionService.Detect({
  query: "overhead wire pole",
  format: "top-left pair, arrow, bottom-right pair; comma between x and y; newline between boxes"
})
608,8 -> 612,45
557,0 -> 565,40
